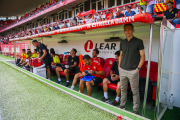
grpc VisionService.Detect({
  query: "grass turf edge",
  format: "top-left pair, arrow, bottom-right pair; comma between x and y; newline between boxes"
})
1,61 -> 150,120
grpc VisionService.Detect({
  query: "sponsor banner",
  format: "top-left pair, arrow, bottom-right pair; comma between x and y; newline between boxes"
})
10,13 -> 154,41
84,40 -> 119,57
1,43 -> 29,55
84,40 -> 120,56
0,0 -> 76,33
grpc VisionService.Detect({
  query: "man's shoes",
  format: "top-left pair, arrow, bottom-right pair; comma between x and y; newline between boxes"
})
101,96 -> 109,103
119,106 -> 125,110
57,81 -> 62,84
65,82 -> 70,87
109,100 -> 119,106
133,110 -> 138,115
17,63 -> 21,67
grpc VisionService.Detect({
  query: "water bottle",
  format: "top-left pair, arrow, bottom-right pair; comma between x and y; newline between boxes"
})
168,94 -> 174,110
162,92 -> 167,107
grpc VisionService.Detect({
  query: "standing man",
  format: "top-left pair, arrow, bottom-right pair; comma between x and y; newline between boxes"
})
32,39 -> 51,80
119,24 -> 145,114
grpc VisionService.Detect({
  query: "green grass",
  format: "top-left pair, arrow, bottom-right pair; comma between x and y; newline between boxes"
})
0,54 -> 14,61
1,54 -> 180,120
0,62 -> 117,120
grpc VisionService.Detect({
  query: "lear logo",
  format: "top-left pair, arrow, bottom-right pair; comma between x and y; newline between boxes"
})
84,40 -> 93,52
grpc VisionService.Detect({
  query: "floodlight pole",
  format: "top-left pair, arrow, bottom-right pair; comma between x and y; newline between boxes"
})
142,23 -> 153,116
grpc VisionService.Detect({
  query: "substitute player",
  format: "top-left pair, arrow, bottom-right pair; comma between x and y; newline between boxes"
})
79,55 -> 104,96
101,51 -> 121,106
70,49 -> 101,90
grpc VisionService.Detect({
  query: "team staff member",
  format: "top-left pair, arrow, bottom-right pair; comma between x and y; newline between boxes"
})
102,51 -> 121,106
118,24 -> 145,114
32,49 -> 38,58
70,49 -> 101,90
79,55 -> 104,96
32,39 -> 51,80
56,48 -> 78,87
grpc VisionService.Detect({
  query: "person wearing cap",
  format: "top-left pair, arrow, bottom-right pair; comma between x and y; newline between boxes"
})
32,39 -> 51,80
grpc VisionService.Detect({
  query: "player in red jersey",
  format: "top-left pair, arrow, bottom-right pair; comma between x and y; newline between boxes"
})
79,55 -> 104,96
70,49 -> 101,90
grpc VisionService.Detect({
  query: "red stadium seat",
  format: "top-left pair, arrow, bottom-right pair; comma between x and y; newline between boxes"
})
178,11 -> 180,18
139,61 -> 158,101
176,24 -> 180,28
58,54 -> 64,63
62,55 -> 70,65
97,57 -> 104,67
139,61 -> 158,82
103,58 -> 116,78
98,58 -> 116,87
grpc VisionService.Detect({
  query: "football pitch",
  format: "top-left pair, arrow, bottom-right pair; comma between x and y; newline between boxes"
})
0,55 -> 151,120
0,61 -> 118,120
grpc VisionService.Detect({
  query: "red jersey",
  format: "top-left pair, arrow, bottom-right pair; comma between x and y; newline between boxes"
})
83,62 -> 104,79
91,58 -> 101,64
105,14 -> 111,20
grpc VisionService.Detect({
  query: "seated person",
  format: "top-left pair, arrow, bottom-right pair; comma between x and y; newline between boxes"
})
164,2 -> 179,27
24,51 -> 33,71
79,55 -> 105,96
21,50 -> 32,67
32,49 -> 38,58
81,14 -> 94,24
137,6 -> 144,14
71,49 -> 101,90
56,48 -> 78,87
50,50 -> 60,69
105,10 -> 111,20
17,49 -> 26,66
102,51 -> 121,106
125,6 -> 136,16
110,12 -> 116,19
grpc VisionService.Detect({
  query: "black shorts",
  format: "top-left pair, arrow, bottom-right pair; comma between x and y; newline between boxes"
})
107,75 -> 120,84
92,77 -> 103,86
61,65 -> 75,73
43,60 -> 51,68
